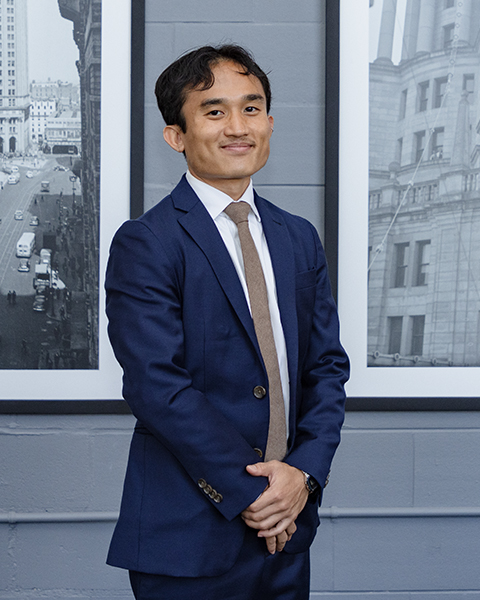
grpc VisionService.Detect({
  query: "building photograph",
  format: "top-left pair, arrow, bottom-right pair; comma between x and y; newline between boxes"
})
368,0 -> 480,367
0,0 -> 101,370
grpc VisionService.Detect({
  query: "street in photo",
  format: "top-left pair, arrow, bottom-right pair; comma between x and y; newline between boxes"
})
0,0 -> 101,369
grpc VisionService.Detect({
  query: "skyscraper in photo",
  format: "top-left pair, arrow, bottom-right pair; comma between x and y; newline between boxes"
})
58,0 -> 101,368
0,0 -> 30,154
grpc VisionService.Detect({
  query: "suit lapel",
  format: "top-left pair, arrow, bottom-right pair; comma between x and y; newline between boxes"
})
171,177 -> 261,355
171,178 -> 299,427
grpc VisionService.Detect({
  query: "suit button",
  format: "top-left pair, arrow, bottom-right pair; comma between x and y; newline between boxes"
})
253,447 -> 263,458
197,479 -> 207,489
204,484 -> 212,494
253,386 -> 266,399
213,493 -> 223,503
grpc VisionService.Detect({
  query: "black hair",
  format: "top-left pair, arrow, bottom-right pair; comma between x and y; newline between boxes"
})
155,44 -> 272,133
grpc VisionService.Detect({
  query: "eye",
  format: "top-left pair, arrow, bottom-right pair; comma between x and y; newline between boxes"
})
207,109 -> 223,117
245,106 -> 259,113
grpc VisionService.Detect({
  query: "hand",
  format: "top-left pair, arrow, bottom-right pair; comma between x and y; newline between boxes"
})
264,521 -> 297,555
241,461 -> 309,542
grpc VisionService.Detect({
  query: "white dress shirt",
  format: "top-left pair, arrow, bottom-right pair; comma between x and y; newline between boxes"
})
186,170 -> 290,433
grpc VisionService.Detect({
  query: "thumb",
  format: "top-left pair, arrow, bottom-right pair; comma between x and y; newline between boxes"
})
246,462 -> 269,476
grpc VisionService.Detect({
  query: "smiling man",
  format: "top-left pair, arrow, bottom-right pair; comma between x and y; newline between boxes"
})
161,59 -> 273,199
105,44 -> 349,600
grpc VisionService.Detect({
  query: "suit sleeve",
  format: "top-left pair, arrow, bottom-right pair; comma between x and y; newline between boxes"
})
284,224 -> 350,497
105,219 -> 266,521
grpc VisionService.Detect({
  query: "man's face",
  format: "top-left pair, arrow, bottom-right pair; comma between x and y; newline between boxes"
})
163,60 -> 274,199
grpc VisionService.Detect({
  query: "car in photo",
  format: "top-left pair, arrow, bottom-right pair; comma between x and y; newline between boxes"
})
51,270 -> 66,290
29,216 -> 39,226
8,173 -> 20,185
40,249 -> 51,265
53,165 -> 67,172
14,210 -> 24,220
10,165 -> 19,173
33,296 -> 46,312
18,259 -> 30,272
26,171 -> 34,179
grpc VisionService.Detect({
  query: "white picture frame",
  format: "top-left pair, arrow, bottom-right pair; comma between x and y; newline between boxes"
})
0,0 -> 133,406
330,0 -> 480,408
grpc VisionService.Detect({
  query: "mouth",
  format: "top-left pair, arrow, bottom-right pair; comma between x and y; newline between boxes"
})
220,142 -> 254,154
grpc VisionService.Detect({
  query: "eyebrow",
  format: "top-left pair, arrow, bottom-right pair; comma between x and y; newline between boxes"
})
200,93 -> 266,108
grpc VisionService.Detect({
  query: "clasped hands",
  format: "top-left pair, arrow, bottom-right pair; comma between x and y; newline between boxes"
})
241,460 -> 309,555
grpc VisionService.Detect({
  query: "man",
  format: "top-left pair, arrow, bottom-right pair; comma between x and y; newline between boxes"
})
106,44 -> 349,600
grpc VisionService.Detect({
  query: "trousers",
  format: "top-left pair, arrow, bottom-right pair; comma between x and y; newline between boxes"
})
129,526 -> 310,600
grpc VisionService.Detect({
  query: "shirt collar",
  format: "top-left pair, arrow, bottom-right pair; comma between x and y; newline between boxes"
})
186,170 -> 260,222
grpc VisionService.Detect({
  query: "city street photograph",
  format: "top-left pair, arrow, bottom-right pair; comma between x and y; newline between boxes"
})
0,0 -> 101,369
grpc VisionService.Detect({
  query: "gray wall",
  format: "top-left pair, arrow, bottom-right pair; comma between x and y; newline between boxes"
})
1,1 -> 480,599
142,0 -> 325,233
2,412 -> 480,599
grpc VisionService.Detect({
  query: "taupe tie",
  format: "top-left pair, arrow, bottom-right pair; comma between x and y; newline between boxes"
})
224,201 -> 287,461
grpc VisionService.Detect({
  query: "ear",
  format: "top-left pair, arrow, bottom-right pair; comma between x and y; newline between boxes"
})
268,115 -> 274,133
163,125 -> 185,153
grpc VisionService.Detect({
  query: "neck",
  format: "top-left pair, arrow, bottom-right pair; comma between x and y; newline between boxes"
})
217,180 -> 250,201
188,172 -> 251,200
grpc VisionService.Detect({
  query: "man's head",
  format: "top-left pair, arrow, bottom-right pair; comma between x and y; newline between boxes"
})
155,44 -> 271,133
156,44 -> 274,199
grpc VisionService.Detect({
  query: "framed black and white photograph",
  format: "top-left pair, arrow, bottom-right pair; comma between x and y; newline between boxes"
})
329,0 -> 480,408
0,0 -> 135,407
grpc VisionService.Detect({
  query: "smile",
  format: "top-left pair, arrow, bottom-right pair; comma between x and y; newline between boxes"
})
221,142 -> 254,153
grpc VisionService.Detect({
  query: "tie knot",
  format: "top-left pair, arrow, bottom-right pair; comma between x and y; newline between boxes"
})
224,201 -> 251,225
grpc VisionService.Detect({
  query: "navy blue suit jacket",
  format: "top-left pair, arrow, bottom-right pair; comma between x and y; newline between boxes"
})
105,176 -> 349,576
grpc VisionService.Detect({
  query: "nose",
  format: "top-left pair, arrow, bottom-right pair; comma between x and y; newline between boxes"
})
224,110 -> 248,137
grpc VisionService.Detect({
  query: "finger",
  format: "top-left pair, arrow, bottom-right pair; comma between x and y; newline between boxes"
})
246,460 -> 279,478
275,531 -> 288,552
242,507 -> 281,525
265,535 -> 277,555
242,502 -> 286,525
241,489 -> 277,516
286,521 -> 297,537
258,518 -> 292,540
242,498 -> 292,524
243,512 -> 286,531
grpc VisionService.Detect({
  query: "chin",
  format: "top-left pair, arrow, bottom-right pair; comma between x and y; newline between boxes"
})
225,159 -> 267,178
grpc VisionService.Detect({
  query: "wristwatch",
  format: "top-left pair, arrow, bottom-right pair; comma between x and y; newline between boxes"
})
302,471 -> 320,495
